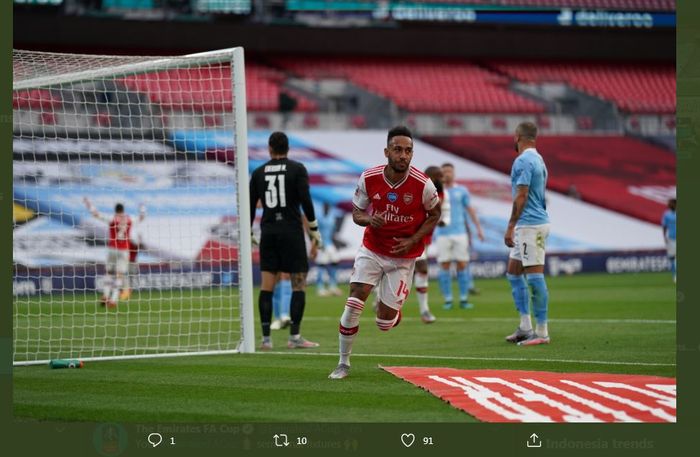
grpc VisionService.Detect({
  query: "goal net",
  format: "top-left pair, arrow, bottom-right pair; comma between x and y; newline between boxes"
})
12,48 -> 255,365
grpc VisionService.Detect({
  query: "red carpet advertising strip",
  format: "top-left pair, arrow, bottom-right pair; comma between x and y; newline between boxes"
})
381,367 -> 675,423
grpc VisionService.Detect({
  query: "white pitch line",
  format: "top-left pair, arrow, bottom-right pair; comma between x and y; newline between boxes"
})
257,351 -> 676,367
472,318 -> 675,325
298,316 -> 676,324
16,316 -> 675,325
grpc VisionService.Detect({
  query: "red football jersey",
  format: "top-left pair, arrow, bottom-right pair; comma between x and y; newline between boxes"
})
353,165 -> 439,258
108,214 -> 132,251
129,239 -> 139,262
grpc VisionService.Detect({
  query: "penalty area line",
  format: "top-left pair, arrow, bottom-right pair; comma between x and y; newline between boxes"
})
256,351 -> 675,367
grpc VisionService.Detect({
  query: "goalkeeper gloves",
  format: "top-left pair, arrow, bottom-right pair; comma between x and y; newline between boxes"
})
307,220 -> 323,249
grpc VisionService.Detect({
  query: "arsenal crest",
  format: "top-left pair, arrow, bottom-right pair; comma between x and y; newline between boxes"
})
403,193 -> 413,204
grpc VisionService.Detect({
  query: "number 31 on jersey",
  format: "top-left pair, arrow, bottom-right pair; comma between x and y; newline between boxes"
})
265,174 -> 286,208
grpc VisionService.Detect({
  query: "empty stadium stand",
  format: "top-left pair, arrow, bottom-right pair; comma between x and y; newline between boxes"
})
124,63 -> 317,112
13,89 -> 63,111
490,61 -> 675,114
425,135 -> 675,223
277,58 -> 544,113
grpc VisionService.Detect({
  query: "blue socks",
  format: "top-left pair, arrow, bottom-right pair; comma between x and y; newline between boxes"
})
507,273 -> 530,316
280,279 -> 292,318
457,268 -> 471,302
316,267 -> 326,290
272,282 -> 282,319
526,273 -> 549,324
328,265 -> 338,288
669,256 -> 676,279
438,268 -> 452,303
273,279 -> 292,319
318,266 -> 339,290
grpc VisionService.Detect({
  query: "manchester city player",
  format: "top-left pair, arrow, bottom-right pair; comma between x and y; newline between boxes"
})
504,122 -> 551,346
435,163 -> 484,310
662,198 -> 676,283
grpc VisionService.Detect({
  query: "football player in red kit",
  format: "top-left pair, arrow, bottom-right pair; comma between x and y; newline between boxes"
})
329,126 -> 441,379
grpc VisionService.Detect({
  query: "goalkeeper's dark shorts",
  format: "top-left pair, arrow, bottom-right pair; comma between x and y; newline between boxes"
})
259,227 -> 309,273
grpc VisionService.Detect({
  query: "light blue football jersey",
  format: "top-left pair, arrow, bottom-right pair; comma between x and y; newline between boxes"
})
662,209 -> 676,240
435,185 -> 471,237
318,208 -> 337,244
511,148 -> 549,226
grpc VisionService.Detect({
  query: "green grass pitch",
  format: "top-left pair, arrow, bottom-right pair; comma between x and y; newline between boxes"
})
13,272 -> 675,422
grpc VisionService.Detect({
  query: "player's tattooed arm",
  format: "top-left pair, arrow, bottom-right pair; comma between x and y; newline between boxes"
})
505,185 -> 529,247
352,206 -> 386,228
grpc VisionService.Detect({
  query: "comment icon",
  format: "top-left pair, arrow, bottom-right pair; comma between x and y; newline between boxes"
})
147,433 -> 163,448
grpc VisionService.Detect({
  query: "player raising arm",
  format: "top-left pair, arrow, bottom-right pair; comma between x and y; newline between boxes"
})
328,126 -> 440,379
84,198 -> 145,308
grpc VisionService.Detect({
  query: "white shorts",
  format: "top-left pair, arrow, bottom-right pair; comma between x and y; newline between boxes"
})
509,224 -> 550,267
436,234 -> 470,263
316,244 -> 340,265
666,239 -> 676,257
106,249 -> 129,275
350,245 -> 416,311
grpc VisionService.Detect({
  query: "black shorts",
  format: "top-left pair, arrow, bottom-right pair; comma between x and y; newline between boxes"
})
259,228 -> 309,273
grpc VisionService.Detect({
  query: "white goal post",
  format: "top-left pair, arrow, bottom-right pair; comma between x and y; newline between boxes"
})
13,47 -> 255,365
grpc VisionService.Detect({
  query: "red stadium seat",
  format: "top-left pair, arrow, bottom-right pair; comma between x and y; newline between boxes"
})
254,114 -> 271,129
13,89 -> 63,111
202,114 -> 222,128
303,113 -> 320,128
491,117 -> 508,129
537,114 -> 551,129
490,60 -> 675,114
39,112 -> 57,126
445,116 -> 464,128
93,112 -> 112,127
576,116 -> 594,130
350,114 -> 367,129
629,116 -> 641,130
275,57 -> 545,114
123,63 -> 318,113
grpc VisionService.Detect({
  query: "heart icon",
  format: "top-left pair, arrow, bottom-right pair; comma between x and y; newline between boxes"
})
401,433 -> 415,448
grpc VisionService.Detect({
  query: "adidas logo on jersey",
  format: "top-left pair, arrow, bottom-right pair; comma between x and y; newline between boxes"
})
373,193 -> 381,200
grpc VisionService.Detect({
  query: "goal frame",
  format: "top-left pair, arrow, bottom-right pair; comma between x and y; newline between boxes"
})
12,47 -> 256,365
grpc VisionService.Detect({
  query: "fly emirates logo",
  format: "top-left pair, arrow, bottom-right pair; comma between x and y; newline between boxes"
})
382,204 -> 415,224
